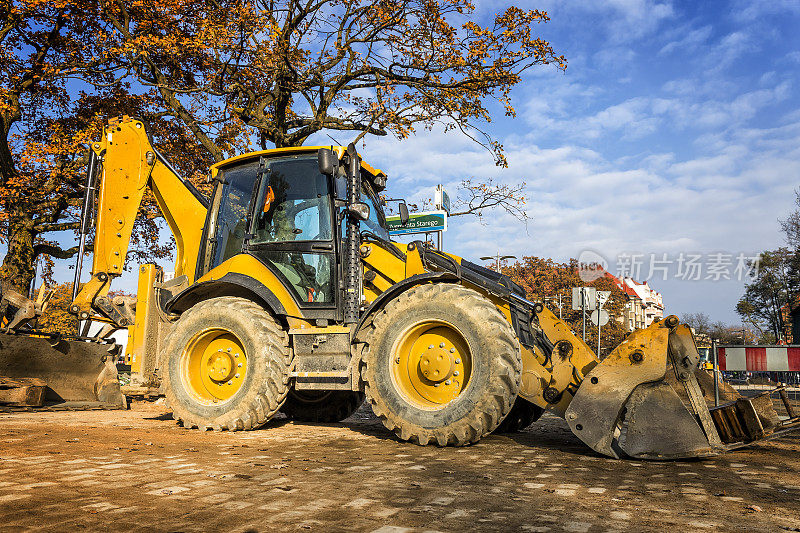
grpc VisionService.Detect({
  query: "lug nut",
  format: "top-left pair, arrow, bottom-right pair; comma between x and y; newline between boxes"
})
227,380 -> 232,385
234,373 -> 240,378
237,363 -> 242,368
428,345 -> 434,350
453,371 -> 459,377
455,358 -> 461,364
440,342 -> 445,348
234,353 -> 239,358
445,380 -> 451,385
450,348 -> 455,353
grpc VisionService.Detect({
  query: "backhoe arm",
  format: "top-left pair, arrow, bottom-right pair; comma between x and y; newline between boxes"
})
70,116 -> 208,325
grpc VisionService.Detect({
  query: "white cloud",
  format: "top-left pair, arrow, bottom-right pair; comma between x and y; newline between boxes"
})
731,0 -> 800,20
659,25 -> 712,56
589,0 -> 676,43
522,78 -> 792,145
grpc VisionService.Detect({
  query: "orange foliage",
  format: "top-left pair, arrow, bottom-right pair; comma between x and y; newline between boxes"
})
1,1 -> 564,297
35,282 -> 77,334
503,256 -> 628,357
103,1 -> 565,165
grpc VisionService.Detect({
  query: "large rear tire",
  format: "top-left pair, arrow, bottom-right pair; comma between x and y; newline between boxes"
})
163,296 -> 291,431
280,389 -> 365,422
493,397 -> 544,433
360,283 -> 521,446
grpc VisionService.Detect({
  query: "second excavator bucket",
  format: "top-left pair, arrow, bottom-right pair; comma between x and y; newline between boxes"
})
564,317 -> 800,460
0,332 -> 126,408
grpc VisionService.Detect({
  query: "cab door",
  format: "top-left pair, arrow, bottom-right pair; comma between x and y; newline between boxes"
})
246,155 -> 338,321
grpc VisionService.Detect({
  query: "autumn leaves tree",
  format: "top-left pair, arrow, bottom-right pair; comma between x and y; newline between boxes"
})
503,256 -> 628,356
0,1 -> 233,294
1,0 -> 564,296
104,1 -> 564,163
0,0 -> 105,293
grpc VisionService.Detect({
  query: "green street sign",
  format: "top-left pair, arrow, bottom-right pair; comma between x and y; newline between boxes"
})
386,210 -> 448,235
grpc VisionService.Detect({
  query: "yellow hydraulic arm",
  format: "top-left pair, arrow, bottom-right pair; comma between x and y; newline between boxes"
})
70,116 -> 208,325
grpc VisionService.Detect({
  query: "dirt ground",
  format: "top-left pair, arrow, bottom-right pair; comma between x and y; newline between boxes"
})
0,402 -> 799,533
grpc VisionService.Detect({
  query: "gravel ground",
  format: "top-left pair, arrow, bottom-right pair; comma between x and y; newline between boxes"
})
0,401 -> 798,533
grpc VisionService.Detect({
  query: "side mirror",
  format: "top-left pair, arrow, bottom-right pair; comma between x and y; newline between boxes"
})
318,148 -> 336,175
347,201 -> 370,221
399,202 -> 409,225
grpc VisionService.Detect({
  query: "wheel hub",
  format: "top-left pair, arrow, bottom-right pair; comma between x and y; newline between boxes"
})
206,351 -> 235,383
182,330 -> 247,403
419,348 -> 454,383
391,322 -> 472,409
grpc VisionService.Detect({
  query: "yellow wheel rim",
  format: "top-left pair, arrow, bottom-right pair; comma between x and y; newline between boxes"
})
181,329 -> 247,403
390,321 -> 472,410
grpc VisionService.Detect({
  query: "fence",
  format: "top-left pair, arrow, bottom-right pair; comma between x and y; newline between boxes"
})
709,344 -> 800,409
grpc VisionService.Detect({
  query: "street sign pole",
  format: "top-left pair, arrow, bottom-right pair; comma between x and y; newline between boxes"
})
434,185 -> 451,252
572,287 -> 596,342
582,289 -> 586,341
597,300 -> 601,357
592,290 -> 611,357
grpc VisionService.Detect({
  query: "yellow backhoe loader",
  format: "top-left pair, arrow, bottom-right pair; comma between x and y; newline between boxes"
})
1,115 -> 797,458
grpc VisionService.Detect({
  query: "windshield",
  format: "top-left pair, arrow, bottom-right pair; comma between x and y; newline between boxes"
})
251,156 -> 332,244
361,183 -> 389,240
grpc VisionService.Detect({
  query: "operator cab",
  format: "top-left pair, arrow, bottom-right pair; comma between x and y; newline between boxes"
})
198,148 -> 389,316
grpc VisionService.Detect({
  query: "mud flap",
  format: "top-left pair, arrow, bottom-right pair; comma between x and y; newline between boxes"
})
0,333 -> 126,407
564,318 -> 723,459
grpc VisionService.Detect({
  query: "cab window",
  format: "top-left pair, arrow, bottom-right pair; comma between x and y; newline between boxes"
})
251,157 -> 332,244
209,161 -> 259,269
361,184 -> 389,240
248,155 -> 336,305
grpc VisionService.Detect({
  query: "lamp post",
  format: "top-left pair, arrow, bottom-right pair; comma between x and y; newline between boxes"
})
480,253 -> 517,272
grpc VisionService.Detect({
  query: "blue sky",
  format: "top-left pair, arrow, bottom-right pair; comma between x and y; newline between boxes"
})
39,0 -> 800,325
346,0 -> 800,324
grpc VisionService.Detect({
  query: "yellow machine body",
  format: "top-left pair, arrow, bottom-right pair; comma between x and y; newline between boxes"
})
6,115 -> 798,458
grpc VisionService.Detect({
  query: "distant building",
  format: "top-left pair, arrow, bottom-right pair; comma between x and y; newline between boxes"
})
604,274 -> 664,331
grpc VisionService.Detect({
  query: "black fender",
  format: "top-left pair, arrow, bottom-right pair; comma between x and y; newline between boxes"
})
353,272 -> 459,342
165,272 -> 288,317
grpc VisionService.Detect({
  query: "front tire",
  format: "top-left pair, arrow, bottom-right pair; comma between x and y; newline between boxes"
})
163,296 -> 291,431
360,283 -> 521,446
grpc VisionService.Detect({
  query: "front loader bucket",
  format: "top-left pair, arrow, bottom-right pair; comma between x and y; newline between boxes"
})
564,317 -> 800,460
0,332 -> 126,408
